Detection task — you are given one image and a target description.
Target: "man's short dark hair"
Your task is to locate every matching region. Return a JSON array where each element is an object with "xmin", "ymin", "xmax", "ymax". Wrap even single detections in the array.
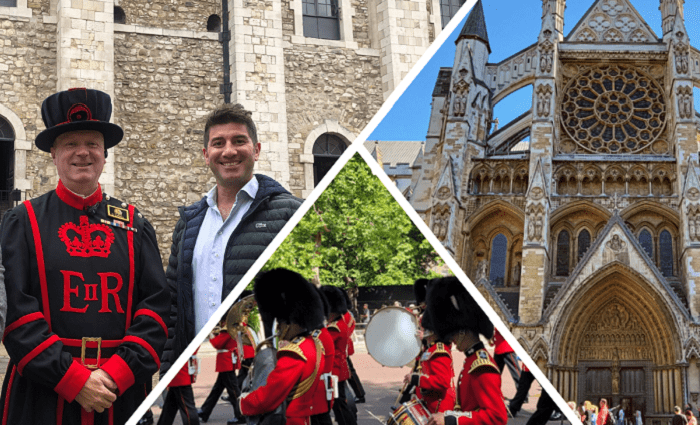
[{"xmin": 203, "ymin": 103, "xmax": 257, "ymax": 148}]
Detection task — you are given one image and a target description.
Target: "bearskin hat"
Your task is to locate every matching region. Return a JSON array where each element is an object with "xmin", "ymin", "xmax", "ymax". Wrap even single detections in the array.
[
  {"xmin": 319, "ymin": 285, "xmax": 348, "ymax": 315},
  {"xmin": 315, "ymin": 286, "xmax": 331, "ymax": 320},
  {"xmin": 253, "ymin": 268, "xmax": 325, "ymax": 333},
  {"xmin": 424, "ymin": 276, "xmax": 493, "ymax": 340},
  {"xmin": 414, "ymin": 278, "xmax": 429, "ymax": 306}
]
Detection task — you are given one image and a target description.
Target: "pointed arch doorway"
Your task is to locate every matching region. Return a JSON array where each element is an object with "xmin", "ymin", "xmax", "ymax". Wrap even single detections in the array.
[
  {"xmin": 0, "ymin": 115, "xmax": 16, "ymax": 217},
  {"xmin": 551, "ymin": 265, "xmax": 683, "ymax": 422}
]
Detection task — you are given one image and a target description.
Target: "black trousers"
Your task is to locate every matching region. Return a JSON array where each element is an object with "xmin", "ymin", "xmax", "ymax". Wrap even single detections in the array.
[
  {"xmin": 332, "ymin": 381, "xmax": 356, "ymax": 425},
  {"xmin": 237, "ymin": 358, "xmax": 254, "ymax": 390},
  {"xmin": 525, "ymin": 391, "xmax": 557, "ymax": 425},
  {"xmin": 346, "ymin": 357, "xmax": 365, "ymax": 399},
  {"xmin": 200, "ymin": 371, "xmax": 241, "ymax": 421},
  {"xmin": 494, "ymin": 352, "xmax": 521, "ymax": 388},
  {"xmin": 157, "ymin": 386, "xmax": 200, "ymax": 425},
  {"xmin": 508, "ymin": 370, "xmax": 536, "ymax": 414},
  {"xmin": 312, "ymin": 412, "xmax": 333, "ymax": 425}
]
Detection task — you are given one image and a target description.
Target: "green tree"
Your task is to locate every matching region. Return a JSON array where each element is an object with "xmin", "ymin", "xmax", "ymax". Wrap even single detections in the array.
[{"xmin": 263, "ymin": 154, "xmax": 443, "ymax": 290}]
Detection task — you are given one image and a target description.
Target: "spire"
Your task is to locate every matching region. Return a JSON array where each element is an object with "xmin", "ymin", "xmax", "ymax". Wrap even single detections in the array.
[{"xmin": 457, "ymin": 0, "xmax": 491, "ymax": 53}]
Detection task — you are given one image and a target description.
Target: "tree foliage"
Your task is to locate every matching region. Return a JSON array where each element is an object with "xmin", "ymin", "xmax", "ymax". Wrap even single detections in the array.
[{"xmin": 263, "ymin": 154, "xmax": 443, "ymax": 288}]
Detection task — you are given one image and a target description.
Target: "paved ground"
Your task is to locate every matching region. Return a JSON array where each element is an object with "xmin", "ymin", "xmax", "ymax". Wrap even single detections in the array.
[{"xmin": 148, "ymin": 342, "xmax": 572, "ymax": 425}]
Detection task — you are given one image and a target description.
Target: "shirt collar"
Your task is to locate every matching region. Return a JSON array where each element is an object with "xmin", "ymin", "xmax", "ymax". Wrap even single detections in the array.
[
  {"xmin": 205, "ymin": 175, "xmax": 259, "ymax": 208},
  {"xmin": 56, "ymin": 180, "xmax": 103, "ymax": 210}
]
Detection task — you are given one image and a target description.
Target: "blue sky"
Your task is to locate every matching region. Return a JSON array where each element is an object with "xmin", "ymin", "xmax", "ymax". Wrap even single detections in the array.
[{"xmin": 370, "ymin": 0, "xmax": 700, "ymax": 141}]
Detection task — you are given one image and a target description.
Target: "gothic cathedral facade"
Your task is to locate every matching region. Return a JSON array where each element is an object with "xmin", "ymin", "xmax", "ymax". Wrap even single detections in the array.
[{"xmin": 410, "ymin": 0, "xmax": 700, "ymax": 420}]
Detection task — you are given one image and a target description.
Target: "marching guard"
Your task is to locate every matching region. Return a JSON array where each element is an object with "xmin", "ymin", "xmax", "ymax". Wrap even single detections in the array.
[
  {"xmin": 198, "ymin": 325, "xmax": 243, "ymax": 423},
  {"xmin": 158, "ymin": 354, "xmax": 200, "ymax": 425},
  {"xmin": 0, "ymin": 88, "xmax": 170, "ymax": 424},
  {"xmin": 424, "ymin": 277, "xmax": 507, "ymax": 425},
  {"xmin": 310, "ymin": 287, "xmax": 336, "ymax": 425},
  {"xmin": 239, "ymin": 269, "xmax": 325, "ymax": 425},
  {"xmin": 404, "ymin": 284, "xmax": 456, "ymax": 414}
]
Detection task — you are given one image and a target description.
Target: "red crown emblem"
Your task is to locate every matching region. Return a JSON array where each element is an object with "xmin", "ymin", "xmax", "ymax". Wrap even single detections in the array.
[{"xmin": 58, "ymin": 216, "xmax": 114, "ymax": 258}]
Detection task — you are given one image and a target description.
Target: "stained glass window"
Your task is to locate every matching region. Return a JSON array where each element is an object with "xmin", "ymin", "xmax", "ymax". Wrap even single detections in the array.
[
  {"xmin": 659, "ymin": 230, "xmax": 673, "ymax": 277},
  {"xmin": 556, "ymin": 230, "xmax": 570, "ymax": 276},
  {"xmin": 639, "ymin": 229, "xmax": 653, "ymax": 259},
  {"xmin": 577, "ymin": 229, "xmax": 590, "ymax": 262},
  {"xmin": 489, "ymin": 234, "xmax": 507, "ymax": 286}
]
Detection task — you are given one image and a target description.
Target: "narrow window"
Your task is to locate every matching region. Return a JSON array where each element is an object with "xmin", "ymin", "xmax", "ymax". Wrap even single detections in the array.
[
  {"xmin": 556, "ymin": 230, "xmax": 570, "ymax": 276},
  {"xmin": 659, "ymin": 230, "xmax": 674, "ymax": 277},
  {"xmin": 489, "ymin": 234, "xmax": 507, "ymax": 286},
  {"xmin": 638, "ymin": 229, "xmax": 653, "ymax": 259},
  {"xmin": 313, "ymin": 133, "xmax": 346, "ymax": 186},
  {"xmin": 303, "ymin": 0, "xmax": 340, "ymax": 40},
  {"xmin": 114, "ymin": 6, "xmax": 126, "ymax": 24},
  {"xmin": 577, "ymin": 229, "xmax": 590, "ymax": 262}
]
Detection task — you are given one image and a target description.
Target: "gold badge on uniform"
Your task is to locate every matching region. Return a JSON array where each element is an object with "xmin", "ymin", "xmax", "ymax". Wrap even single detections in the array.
[{"xmin": 107, "ymin": 205, "xmax": 130, "ymax": 222}]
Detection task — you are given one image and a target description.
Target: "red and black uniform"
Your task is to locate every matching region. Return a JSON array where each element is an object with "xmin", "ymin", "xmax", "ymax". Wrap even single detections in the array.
[
  {"xmin": 236, "ymin": 325, "xmax": 256, "ymax": 391},
  {"xmin": 199, "ymin": 332, "xmax": 242, "ymax": 421},
  {"xmin": 492, "ymin": 329, "xmax": 521, "ymax": 388},
  {"xmin": 158, "ymin": 356, "xmax": 199, "ymax": 425},
  {"xmin": 408, "ymin": 342, "xmax": 456, "ymax": 413},
  {"xmin": 311, "ymin": 328, "xmax": 335, "ymax": 425},
  {"xmin": 0, "ymin": 182, "xmax": 169, "ymax": 425},
  {"xmin": 240, "ymin": 335, "xmax": 322, "ymax": 425},
  {"xmin": 444, "ymin": 342, "xmax": 507, "ymax": 425},
  {"xmin": 342, "ymin": 313, "xmax": 365, "ymax": 402},
  {"xmin": 327, "ymin": 319, "xmax": 354, "ymax": 425}
]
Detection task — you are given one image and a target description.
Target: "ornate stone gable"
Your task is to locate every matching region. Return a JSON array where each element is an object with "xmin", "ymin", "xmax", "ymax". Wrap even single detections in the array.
[
  {"xmin": 543, "ymin": 214, "xmax": 690, "ymax": 324},
  {"xmin": 524, "ymin": 159, "xmax": 549, "ymax": 245},
  {"xmin": 566, "ymin": 0, "xmax": 657, "ymax": 44},
  {"xmin": 433, "ymin": 157, "xmax": 457, "ymax": 203},
  {"xmin": 682, "ymin": 160, "xmax": 700, "ymax": 243}
]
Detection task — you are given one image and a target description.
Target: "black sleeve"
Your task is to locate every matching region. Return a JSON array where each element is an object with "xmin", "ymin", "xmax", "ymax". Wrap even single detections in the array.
[{"xmin": 159, "ymin": 217, "xmax": 185, "ymax": 375}]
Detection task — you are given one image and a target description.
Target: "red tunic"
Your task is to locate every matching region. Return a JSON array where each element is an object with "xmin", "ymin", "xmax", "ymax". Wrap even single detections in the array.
[
  {"xmin": 327, "ymin": 319, "xmax": 350, "ymax": 381},
  {"xmin": 169, "ymin": 354, "xmax": 198, "ymax": 387},
  {"xmin": 409, "ymin": 342, "xmax": 456, "ymax": 413},
  {"xmin": 492, "ymin": 329, "xmax": 513, "ymax": 355},
  {"xmin": 342, "ymin": 312, "xmax": 355, "ymax": 356},
  {"xmin": 240, "ymin": 335, "xmax": 323, "ymax": 425},
  {"xmin": 444, "ymin": 344, "xmax": 507, "ymax": 425},
  {"xmin": 210, "ymin": 333, "xmax": 239, "ymax": 372},
  {"xmin": 311, "ymin": 328, "xmax": 335, "ymax": 415},
  {"xmin": 0, "ymin": 182, "xmax": 169, "ymax": 425}
]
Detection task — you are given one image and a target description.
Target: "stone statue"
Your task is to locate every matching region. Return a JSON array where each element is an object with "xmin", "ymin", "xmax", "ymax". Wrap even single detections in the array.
[
  {"xmin": 511, "ymin": 261, "xmax": 521, "ymax": 286},
  {"xmin": 476, "ymin": 259, "xmax": 488, "ymax": 282},
  {"xmin": 604, "ymin": 234, "xmax": 629, "ymax": 265}
]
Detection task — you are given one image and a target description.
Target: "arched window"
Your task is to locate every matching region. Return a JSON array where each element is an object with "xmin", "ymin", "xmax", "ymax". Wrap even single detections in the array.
[
  {"xmin": 577, "ymin": 229, "xmax": 590, "ymax": 262},
  {"xmin": 114, "ymin": 6, "xmax": 126, "ymax": 24},
  {"xmin": 638, "ymin": 229, "xmax": 653, "ymax": 259},
  {"xmin": 0, "ymin": 115, "xmax": 16, "ymax": 216},
  {"xmin": 313, "ymin": 133, "xmax": 346, "ymax": 186},
  {"xmin": 556, "ymin": 230, "xmax": 570, "ymax": 276},
  {"xmin": 207, "ymin": 14, "xmax": 221, "ymax": 32},
  {"xmin": 440, "ymin": 0, "xmax": 466, "ymax": 28},
  {"xmin": 303, "ymin": 0, "xmax": 340, "ymax": 40},
  {"xmin": 659, "ymin": 230, "xmax": 674, "ymax": 277},
  {"xmin": 489, "ymin": 234, "xmax": 507, "ymax": 286}
]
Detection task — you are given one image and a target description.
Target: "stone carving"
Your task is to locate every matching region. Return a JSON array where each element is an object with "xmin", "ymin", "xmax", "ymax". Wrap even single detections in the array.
[
  {"xmin": 539, "ymin": 42, "xmax": 553, "ymax": 74},
  {"xmin": 579, "ymin": 302, "xmax": 652, "ymax": 361},
  {"xmin": 476, "ymin": 259, "xmax": 488, "ymax": 282},
  {"xmin": 568, "ymin": 0, "xmax": 654, "ymax": 43},
  {"xmin": 453, "ymin": 91, "xmax": 468, "ymax": 117},
  {"xmin": 510, "ymin": 259, "xmax": 521, "ymax": 287},
  {"xmin": 674, "ymin": 42, "xmax": 690, "ymax": 74},
  {"xmin": 689, "ymin": 206, "xmax": 700, "ymax": 242},
  {"xmin": 603, "ymin": 234, "xmax": 629, "ymax": 265},
  {"xmin": 536, "ymin": 84, "xmax": 552, "ymax": 117},
  {"xmin": 437, "ymin": 186, "xmax": 451, "ymax": 200},
  {"xmin": 611, "ymin": 348, "xmax": 620, "ymax": 394},
  {"xmin": 432, "ymin": 210, "xmax": 449, "ymax": 241},
  {"xmin": 677, "ymin": 86, "xmax": 694, "ymax": 119}
]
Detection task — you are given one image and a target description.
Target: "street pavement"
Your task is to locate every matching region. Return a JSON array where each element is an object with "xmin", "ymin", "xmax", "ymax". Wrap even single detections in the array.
[{"xmin": 149, "ymin": 342, "xmax": 573, "ymax": 425}]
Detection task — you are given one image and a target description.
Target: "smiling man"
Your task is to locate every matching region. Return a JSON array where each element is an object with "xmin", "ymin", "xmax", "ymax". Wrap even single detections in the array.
[
  {"xmin": 161, "ymin": 104, "xmax": 302, "ymax": 424},
  {"xmin": 0, "ymin": 88, "xmax": 170, "ymax": 424}
]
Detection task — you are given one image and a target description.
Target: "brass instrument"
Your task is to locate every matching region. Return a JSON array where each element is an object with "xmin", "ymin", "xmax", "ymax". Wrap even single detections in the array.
[{"xmin": 225, "ymin": 294, "xmax": 259, "ymax": 345}]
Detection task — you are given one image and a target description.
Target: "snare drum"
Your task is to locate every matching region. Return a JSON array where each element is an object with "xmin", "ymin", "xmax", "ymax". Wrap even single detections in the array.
[{"xmin": 387, "ymin": 399, "xmax": 431, "ymax": 425}]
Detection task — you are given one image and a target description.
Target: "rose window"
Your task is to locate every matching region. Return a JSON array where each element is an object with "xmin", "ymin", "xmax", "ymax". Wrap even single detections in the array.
[{"xmin": 560, "ymin": 65, "xmax": 666, "ymax": 154}]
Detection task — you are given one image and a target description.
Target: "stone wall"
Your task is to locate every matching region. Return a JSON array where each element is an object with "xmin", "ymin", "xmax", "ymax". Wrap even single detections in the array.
[
  {"xmin": 0, "ymin": 16, "xmax": 58, "ymax": 197},
  {"xmin": 284, "ymin": 44, "xmax": 382, "ymax": 196},
  {"xmin": 113, "ymin": 31, "xmax": 223, "ymax": 260},
  {"xmin": 117, "ymin": 0, "xmax": 220, "ymax": 32}
]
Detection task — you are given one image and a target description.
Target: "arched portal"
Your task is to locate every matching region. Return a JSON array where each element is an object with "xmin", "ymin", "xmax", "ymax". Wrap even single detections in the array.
[
  {"xmin": 550, "ymin": 264, "xmax": 682, "ymax": 421},
  {"xmin": 0, "ymin": 115, "xmax": 16, "ymax": 217}
]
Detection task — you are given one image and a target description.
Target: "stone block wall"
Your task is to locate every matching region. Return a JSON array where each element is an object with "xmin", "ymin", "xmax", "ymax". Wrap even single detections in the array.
[
  {"xmin": 117, "ymin": 0, "xmax": 220, "ymax": 31},
  {"xmin": 0, "ymin": 15, "xmax": 58, "ymax": 197},
  {"xmin": 113, "ymin": 31, "xmax": 223, "ymax": 260}
]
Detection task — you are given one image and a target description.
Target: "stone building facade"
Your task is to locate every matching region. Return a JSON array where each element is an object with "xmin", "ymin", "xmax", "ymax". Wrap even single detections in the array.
[
  {"xmin": 409, "ymin": 0, "xmax": 700, "ymax": 421},
  {"xmin": 0, "ymin": 0, "xmax": 466, "ymax": 260}
]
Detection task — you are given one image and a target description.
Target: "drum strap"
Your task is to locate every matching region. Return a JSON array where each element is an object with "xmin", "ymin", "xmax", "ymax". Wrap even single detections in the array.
[{"xmin": 288, "ymin": 336, "xmax": 323, "ymax": 401}]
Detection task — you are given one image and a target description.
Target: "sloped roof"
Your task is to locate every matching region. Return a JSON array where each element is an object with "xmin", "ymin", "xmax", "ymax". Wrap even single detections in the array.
[{"xmin": 364, "ymin": 141, "xmax": 424, "ymax": 168}]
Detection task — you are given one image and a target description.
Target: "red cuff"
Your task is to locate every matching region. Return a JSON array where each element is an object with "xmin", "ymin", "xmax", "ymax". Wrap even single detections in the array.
[
  {"xmin": 101, "ymin": 355, "xmax": 135, "ymax": 394},
  {"xmin": 54, "ymin": 360, "xmax": 91, "ymax": 402}
]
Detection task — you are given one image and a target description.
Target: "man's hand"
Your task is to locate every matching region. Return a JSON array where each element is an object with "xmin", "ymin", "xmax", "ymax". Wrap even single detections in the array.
[
  {"xmin": 428, "ymin": 412, "xmax": 445, "ymax": 425},
  {"xmin": 403, "ymin": 373, "xmax": 411, "ymax": 385},
  {"xmin": 75, "ymin": 369, "xmax": 118, "ymax": 413}
]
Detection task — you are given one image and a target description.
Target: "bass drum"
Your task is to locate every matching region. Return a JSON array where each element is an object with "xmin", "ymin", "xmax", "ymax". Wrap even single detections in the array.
[
  {"xmin": 364, "ymin": 306, "xmax": 421, "ymax": 368},
  {"xmin": 241, "ymin": 340, "xmax": 285, "ymax": 425}
]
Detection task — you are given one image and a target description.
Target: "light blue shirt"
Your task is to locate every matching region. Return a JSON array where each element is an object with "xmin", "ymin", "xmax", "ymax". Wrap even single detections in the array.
[{"xmin": 192, "ymin": 177, "xmax": 258, "ymax": 334}]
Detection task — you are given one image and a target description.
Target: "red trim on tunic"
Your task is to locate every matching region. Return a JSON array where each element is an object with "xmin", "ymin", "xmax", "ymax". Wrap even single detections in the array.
[
  {"xmin": 125, "ymin": 205, "xmax": 135, "ymax": 330},
  {"xmin": 23, "ymin": 201, "xmax": 52, "ymax": 331},
  {"xmin": 109, "ymin": 406, "xmax": 113, "ymax": 425},
  {"xmin": 55, "ymin": 180, "xmax": 102, "ymax": 211},
  {"xmin": 2, "ymin": 365, "xmax": 16, "ymax": 425},
  {"xmin": 18, "ymin": 334, "xmax": 60, "ymax": 375},
  {"xmin": 123, "ymin": 336, "xmax": 160, "ymax": 368},
  {"xmin": 101, "ymin": 355, "xmax": 135, "ymax": 394},
  {"xmin": 82, "ymin": 408, "xmax": 94, "ymax": 425},
  {"xmin": 54, "ymin": 360, "xmax": 91, "ymax": 402},
  {"xmin": 56, "ymin": 396, "xmax": 64, "ymax": 425},
  {"xmin": 3, "ymin": 312, "xmax": 44, "ymax": 339},
  {"xmin": 134, "ymin": 309, "xmax": 167, "ymax": 337}
]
